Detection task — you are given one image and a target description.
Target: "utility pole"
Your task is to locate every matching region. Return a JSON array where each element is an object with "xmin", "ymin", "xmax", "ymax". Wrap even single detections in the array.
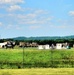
[
  {"xmin": 51, "ymin": 44, "xmax": 54, "ymax": 68},
  {"xmin": 23, "ymin": 46, "xmax": 24, "ymax": 68}
]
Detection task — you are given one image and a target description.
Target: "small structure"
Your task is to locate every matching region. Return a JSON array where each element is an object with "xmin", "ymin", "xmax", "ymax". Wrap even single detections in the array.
[
  {"xmin": 56, "ymin": 43, "xmax": 70, "ymax": 49},
  {"xmin": 44, "ymin": 45, "xmax": 50, "ymax": 49},
  {"xmin": 0, "ymin": 42, "xmax": 7, "ymax": 48},
  {"xmin": 19, "ymin": 42, "xmax": 38, "ymax": 47},
  {"xmin": 56, "ymin": 43, "xmax": 63, "ymax": 49},
  {"xmin": 38, "ymin": 45, "xmax": 44, "ymax": 49},
  {"xmin": 38, "ymin": 44, "xmax": 50, "ymax": 50},
  {"xmin": 31, "ymin": 42, "xmax": 38, "ymax": 47},
  {"xmin": 5, "ymin": 41, "xmax": 15, "ymax": 49},
  {"xmin": 19, "ymin": 42, "xmax": 26, "ymax": 47},
  {"xmin": 0, "ymin": 43, "xmax": 5, "ymax": 48}
]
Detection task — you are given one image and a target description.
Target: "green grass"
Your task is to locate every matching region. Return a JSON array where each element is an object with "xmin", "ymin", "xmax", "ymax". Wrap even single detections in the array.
[
  {"xmin": 0, "ymin": 68, "xmax": 74, "ymax": 75},
  {"xmin": 0, "ymin": 47, "xmax": 74, "ymax": 68}
]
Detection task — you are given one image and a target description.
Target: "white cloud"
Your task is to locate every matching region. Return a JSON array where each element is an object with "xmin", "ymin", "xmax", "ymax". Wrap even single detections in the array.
[
  {"xmin": 26, "ymin": 13, "xmax": 37, "ymax": 18},
  {"xmin": 0, "ymin": 0, "xmax": 25, "ymax": 12},
  {"xmin": 7, "ymin": 5, "xmax": 22, "ymax": 11},
  {"xmin": 17, "ymin": 13, "xmax": 37, "ymax": 20},
  {"xmin": 6, "ymin": 24, "xmax": 13, "ymax": 29},
  {"xmin": 0, "ymin": 8, "xmax": 52, "ymax": 25},
  {"xmin": 49, "ymin": 24, "xmax": 68, "ymax": 29},
  {"xmin": 0, "ymin": 0, "xmax": 24, "ymax": 5},
  {"xmin": 69, "ymin": 11, "xmax": 74, "ymax": 16},
  {"xmin": 6, "ymin": 24, "xmax": 22, "ymax": 30},
  {"xmin": 34, "ymin": 9, "xmax": 48, "ymax": 14},
  {"xmin": 16, "ymin": 10, "xmax": 52, "ymax": 25},
  {"xmin": 0, "ymin": 22, "xmax": 3, "ymax": 26},
  {"xmin": 15, "ymin": 25, "xmax": 22, "ymax": 30},
  {"xmin": 18, "ymin": 16, "xmax": 52, "ymax": 25},
  {"xmin": 29, "ymin": 25, "xmax": 41, "ymax": 29},
  {"xmin": 24, "ymin": 20, "xmax": 38, "ymax": 24}
]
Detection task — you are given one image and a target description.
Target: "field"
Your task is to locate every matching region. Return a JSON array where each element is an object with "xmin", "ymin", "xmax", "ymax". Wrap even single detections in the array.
[
  {"xmin": 0, "ymin": 47, "xmax": 74, "ymax": 68},
  {"xmin": 0, "ymin": 48, "xmax": 74, "ymax": 75},
  {"xmin": 0, "ymin": 68, "xmax": 74, "ymax": 75}
]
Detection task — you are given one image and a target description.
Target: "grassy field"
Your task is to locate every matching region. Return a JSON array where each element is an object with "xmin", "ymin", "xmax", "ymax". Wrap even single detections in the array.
[
  {"xmin": 0, "ymin": 68, "xmax": 74, "ymax": 75},
  {"xmin": 0, "ymin": 48, "xmax": 74, "ymax": 75},
  {"xmin": 0, "ymin": 47, "xmax": 74, "ymax": 68}
]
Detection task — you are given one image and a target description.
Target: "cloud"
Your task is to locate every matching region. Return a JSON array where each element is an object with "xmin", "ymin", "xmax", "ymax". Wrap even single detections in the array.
[
  {"xmin": 7, "ymin": 5, "xmax": 22, "ymax": 11},
  {"xmin": 0, "ymin": 0, "xmax": 25, "ymax": 13},
  {"xmin": 6, "ymin": 24, "xmax": 13, "ymax": 29},
  {"xmin": 69, "ymin": 11, "xmax": 74, "ymax": 16},
  {"xmin": 17, "ymin": 9, "xmax": 48, "ymax": 19},
  {"xmin": 34, "ymin": 9, "xmax": 48, "ymax": 14},
  {"xmin": 49, "ymin": 24, "xmax": 70, "ymax": 29},
  {"xmin": 0, "ymin": 8, "xmax": 53, "ymax": 27},
  {"xmin": 22, "ymin": 13, "xmax": 37, "ymax": 19},
  {"xmin": 15, "ymin": 25, "xmax": 22, "ymax": 30},
  {"xmin": 18, "ymin": 15, "xmax": 52, "ymax": 25},
  {"xmin": 0, "ymin": 22, "xmax": 3, "ymax": 26},
  {"xmin": 6, "ymin": 24, "xmax": 22, "ymax": 30},
  {"xmin": 29, "ymin": 25, "xmax": 41, "ymax": 29},
  {"xmin": 23, "ymin": 20, "xmax": 38, "ymax": 24},
  {"xmin": 0, "ymin": 0, "xmax": 24, "ymax": 5},
  {"xmin": 16, "ymin": 10, "xmax": 52, "ymax": 25}
]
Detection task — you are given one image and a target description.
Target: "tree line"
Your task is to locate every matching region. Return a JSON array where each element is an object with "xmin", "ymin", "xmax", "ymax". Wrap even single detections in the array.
[{"xmin": 0, "ymin": 38, "xmax": 74, "ymax": 47}]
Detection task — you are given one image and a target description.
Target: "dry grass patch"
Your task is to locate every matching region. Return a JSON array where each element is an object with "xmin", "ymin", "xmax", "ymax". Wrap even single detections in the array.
[{"xmin": 0, "ymin": 68, "xmax": 74, "ymax": 75}]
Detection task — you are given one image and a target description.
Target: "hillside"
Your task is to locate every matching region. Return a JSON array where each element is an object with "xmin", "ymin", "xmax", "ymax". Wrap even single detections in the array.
[{"xmin": 12, "ymin": 35, "xmax": 74, "ymax": 40}]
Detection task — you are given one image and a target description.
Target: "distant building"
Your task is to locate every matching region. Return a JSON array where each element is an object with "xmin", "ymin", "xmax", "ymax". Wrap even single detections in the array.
[
  {"xmin": 56, "ymin": 43, "xmax": 63, "ymax": 49},
  {"xmin": 38, "ymin": 44, "xmax": 50, "ymax": 50},
  {"xmin": 56, "ymin": 43, "xmax": 70, "ymax": 49},
  {"xmin": 0, "ymin": 42, "xmax": 7, "ymax": 48},
  {"xmin": 44, "ymin": 45, "xmax": 50, "ymax": 49},
  {"xmin": 38, "ymin": 45, "xmax": 44, "ymax": 49}
]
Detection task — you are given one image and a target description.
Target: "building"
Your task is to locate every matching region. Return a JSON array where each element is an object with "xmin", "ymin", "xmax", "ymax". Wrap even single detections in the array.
[
  {"xmin": 0, "ymin": 42, "xmax": 7, "ymax": 48},
  {"xmin": 38, "ymin": 44, "xmax": 50, "ymax": 50},
  {"xmin": 56, "ymin": 43, "xmax": 70, "ymax": 49}
]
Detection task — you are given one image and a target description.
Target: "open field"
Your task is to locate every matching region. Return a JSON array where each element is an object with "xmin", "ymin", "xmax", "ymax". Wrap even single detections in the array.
[
  {"xmin": 0, "ymin": 47, "xmax": 74, "ymax": 68},
  {"xmin": 0, "ymin": 68, "xmax": 74, "ymax": 75}
]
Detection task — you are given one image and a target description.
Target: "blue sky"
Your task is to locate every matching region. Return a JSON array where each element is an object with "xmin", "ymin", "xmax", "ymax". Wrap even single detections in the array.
[{"xmin": 0, "ymin": 0, "xmax": 74, "ymax": 38}]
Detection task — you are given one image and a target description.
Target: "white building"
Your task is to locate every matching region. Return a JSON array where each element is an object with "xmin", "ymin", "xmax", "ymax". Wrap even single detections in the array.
[
  {"xmin": 38, "ymin": 45, "xmax": 50, "ymax": 50},
  {"xmin": 44, "ymin": 45, "xmax": 50, "ymax": 49},
  {"xmin": 56, "ymin": 43, "xmax": 63, "ymax": 49},
  {"xmin": 56, "ymin": 43, "xmax": 68, "ymax": 49},
  {"xmin": 0, "ymin": 42, "xmax": 7, "ymax": 48},
  {"xmin": 38, "ymin": 45, "xmax": 44, "ymax": 49}
]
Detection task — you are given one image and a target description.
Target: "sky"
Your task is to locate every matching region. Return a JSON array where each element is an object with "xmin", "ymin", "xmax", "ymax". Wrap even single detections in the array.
[{"xmin": 0, "ymin": 0, "xmax": 74, "ymax": 38}]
